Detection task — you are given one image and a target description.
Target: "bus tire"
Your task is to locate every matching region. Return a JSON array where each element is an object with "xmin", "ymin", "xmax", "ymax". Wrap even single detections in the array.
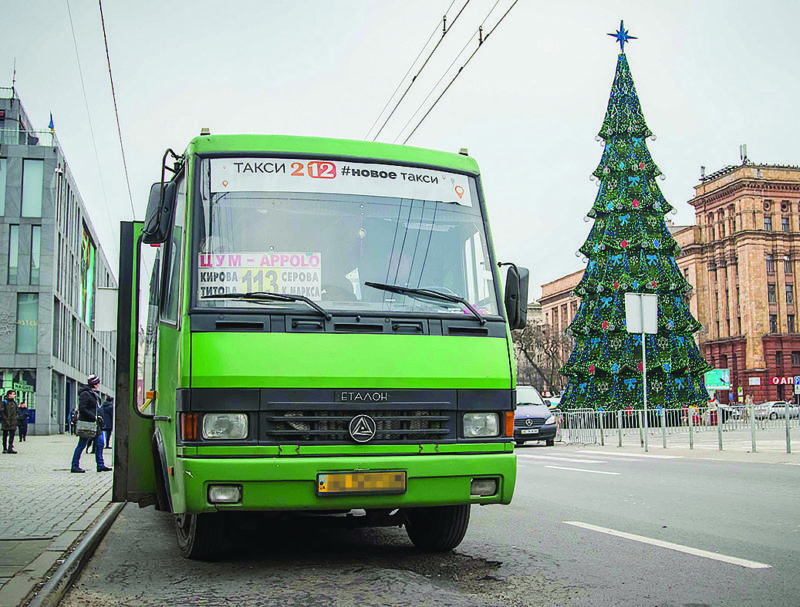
[
  {"xmin": 545, "ymin": 438, "xmax": 555, "ymax": 446},
  {"xmin": 405, "ymin": 505, "xmax": 470, "ymax": 551},
  {"xmin": 175, "ymin": 513, "xmax": 225, "ymax": 560}
]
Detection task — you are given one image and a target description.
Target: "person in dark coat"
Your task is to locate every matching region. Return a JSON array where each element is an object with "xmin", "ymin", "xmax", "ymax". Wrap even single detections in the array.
[
  {"xmin": 100, "ymin": 397, "xmax": 114, "ymax": 450},
  {"xmin": 1, "ymin": 390, "xmax": 19, "ymax": 454},
  {"xmin": 16, "ymin": 400, "xmax": 29, "ymax": 442},
  {"xmin": 70, "ymin": 375, "xmax": 112, "ymax": 473}
]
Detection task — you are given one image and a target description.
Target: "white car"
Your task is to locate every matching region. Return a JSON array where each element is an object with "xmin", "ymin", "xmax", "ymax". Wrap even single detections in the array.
[{"xmin": 754, "ymin": 401, "xmax": 800, "ymax": 420}]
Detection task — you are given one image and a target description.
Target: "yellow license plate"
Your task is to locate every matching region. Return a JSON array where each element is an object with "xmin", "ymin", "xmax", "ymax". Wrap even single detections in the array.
[{"xmin": 317, "ymin": 471, "xmax": 407, "ymax": 495}]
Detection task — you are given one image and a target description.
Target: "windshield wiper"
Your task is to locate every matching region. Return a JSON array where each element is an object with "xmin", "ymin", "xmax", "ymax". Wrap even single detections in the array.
[
  {"xmin": 202, "ymin": 291, "xmax": 332, "ymax": 321},
  {"xmin": 364, "ymin": 281, "xmax": 485, "ymax": 325}
]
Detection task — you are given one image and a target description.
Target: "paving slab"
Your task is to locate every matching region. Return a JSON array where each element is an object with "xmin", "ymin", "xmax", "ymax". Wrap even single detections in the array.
[{"xmin": 0, "ymin": 435, "xmax": 113, "ymax": 607}]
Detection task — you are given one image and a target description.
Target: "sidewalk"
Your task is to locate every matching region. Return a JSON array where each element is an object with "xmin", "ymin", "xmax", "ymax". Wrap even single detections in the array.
[{"xmin": 0, "ymin": 434, "xmax": 113, "ymax": 607}]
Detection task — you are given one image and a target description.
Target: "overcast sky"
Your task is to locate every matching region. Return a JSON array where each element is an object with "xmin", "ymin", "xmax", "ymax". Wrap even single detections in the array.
[{"xmin": 4, "ymin": 1, "xmax": 800, "ymax": 297}]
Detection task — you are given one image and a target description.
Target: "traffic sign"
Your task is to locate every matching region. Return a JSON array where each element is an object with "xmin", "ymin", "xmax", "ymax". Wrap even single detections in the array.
[
  {"xmin": 624, "ymin": 293, "xmax": 658, "ymax": 334},
  {"xmin": 794, "ymin": 376, "xmax": 800, "ymax": 395}
]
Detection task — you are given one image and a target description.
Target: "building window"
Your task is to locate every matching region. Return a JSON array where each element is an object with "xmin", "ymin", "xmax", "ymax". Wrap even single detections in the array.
[
  {"xmin": 768, "ymin": 283, "xmax": 776, "ymax": 303},
  {"xmin": 786, "ymin": 257, "xmax": 793, "ymax": 275},
  {"xmin": 793, "ymin": 351, "xmax": 800, "ymax": 366},
  {"xmin": 0, "ymin": 157, "xmax": 6, "ymax": 215},
  {"xmin": 8, "ymin": 224, "xmax": 21, "ymax": 284},
  {"xmin": 789, "ymin": 315, "xmax": 796, "ymax": 333},
  {"xmin": 21, "ymin": 159, "xmax": 44, "ymax": 218},
  {"xmin": 16, "ymin": 293, "xmax": 39, "ymax": 354},
  {"xmin": 783, "ymin": 216, "xmax": 791, "ymax": 232},
  {"xmin": 30, "ymin": 225, "xmax": 41, "ymax": 285},
  {"xmin": 787, "ymin": 284, "xmax": 794, "ymax": 305},
  {"xmin": 767, "ymin": 254, "xmax": 775, "ymax": 274},
  {"xmin": 770, "ymin": 314, "xmax": 778, "ymax": 333},
  {"xmin": 777, "ymin": 352, "xmax": 783, "ymax": 367},
  {"xmin": 737, "ymin": 316, "xmax": 742, "ymax": 334},
  {"xmin": 764, "ymin": 215, "xmax": 773, "ymax": 231}
]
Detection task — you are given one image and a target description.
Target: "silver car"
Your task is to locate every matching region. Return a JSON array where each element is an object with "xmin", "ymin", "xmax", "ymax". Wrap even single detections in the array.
[{"xmin": 754, "ymin": 401, "xmax": 800, "ymax": 420}]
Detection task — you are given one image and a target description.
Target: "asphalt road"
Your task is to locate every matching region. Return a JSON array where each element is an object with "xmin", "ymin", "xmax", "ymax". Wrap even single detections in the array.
[{"xmin": 61, "ymin": 447, "xmax": 800, "ymax": 606}]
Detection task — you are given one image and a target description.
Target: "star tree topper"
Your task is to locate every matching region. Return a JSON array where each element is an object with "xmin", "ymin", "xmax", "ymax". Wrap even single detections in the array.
[{"xmin": 608, "ymin": 20, "xmax": 637, "ymax": 52}]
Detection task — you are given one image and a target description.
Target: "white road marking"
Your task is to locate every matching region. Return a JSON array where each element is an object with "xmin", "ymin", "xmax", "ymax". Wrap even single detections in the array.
[
  {"xmin": 579, "ymin": 450, "xmax": 682, "ymax": 459},
  {"xmin": 544, "ymin": 466, "xmax": 620, "ymax": 475},
  {"xmin": 517, "ymin": 454, "xmax": 606, "ymax": 464},
  {"xmin": 564, "ymin": 521, "xmax": 771, "ymax": 569}
]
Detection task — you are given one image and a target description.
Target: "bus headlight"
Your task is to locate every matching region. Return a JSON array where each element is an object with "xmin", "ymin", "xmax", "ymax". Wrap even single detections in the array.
[
  {"xmin": 202, "ymin": 413, "xmax": 248, "ymax": 440},
  {"xmin": 463, "ymin": 412, "xmax": 499, "ymax": 438}
]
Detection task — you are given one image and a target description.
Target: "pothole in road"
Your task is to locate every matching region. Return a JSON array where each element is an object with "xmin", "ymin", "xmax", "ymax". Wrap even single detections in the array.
[{"xmin": 386, "ymin": 551, "xmax": 504, "ymax": 593}]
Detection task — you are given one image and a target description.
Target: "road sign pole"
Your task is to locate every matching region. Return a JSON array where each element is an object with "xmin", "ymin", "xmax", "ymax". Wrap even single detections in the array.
[{"xmin": 642, "ymin": 329, "xmax": 648, "ymax": 452}]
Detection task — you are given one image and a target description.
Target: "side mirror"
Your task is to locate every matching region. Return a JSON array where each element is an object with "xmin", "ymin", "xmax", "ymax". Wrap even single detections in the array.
[
  {"xmin": 502, "ymin": 264, "xmax": 529, "ymax": 330},
  {"xmin": 142, "ymin": 181, "xmax": 177, "ymax": 244}
]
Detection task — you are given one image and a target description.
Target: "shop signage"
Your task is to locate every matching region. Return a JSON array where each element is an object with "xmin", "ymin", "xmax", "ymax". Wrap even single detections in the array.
[{"xmin": 770, "ymin": 376, "xmax": 795, "ymax": 385}]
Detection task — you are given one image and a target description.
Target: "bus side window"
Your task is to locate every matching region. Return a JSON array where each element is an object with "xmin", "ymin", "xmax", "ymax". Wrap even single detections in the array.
[{"xmin": 161, "ymin": 174, "xmax": 186, "ymax": 325}]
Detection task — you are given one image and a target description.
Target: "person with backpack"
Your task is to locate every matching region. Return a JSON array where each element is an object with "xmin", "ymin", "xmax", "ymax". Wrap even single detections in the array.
[
  {"xmin": 1, "ymin": 390, "xmax": 19, "ymax": 454},
  {"xmin": 70, "ymin": 375, "xmax": 112, "ymax": 473}
]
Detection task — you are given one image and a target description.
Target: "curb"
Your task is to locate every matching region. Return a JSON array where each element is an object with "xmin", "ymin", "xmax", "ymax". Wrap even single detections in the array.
[{"xmin": 26, "ymin": 502, "xmax": 126, "ymax": 607}]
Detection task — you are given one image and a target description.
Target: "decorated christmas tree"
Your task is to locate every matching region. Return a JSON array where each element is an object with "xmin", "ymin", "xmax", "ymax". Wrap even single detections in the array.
[{"xmin": 560, "ymin": 22, "xmax": 710, "ymax": 411}]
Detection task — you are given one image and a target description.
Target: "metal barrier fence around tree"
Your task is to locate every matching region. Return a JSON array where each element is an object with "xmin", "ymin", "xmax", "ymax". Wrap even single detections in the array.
[{"xmin": 554, "ymin": 404, "xmax": 797, "ymax": 453}]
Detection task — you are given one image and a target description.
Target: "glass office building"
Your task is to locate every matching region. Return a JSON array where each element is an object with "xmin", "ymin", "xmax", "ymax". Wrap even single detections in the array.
[{"xmin": 1, "ymin": 88, "xmax": 116, "ymax": 434}]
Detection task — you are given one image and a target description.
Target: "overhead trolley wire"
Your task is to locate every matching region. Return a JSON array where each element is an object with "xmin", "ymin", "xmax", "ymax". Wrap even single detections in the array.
[
  {"xmin": 392, "ymin": 0, "xmax": 503, "ymax": 144},
  {"xmin": 366, "ymin": 0, "xmax": 471, "ymax": 142},
  {"xmin": 399, "ymin": 0, "xmax": 518, "ymax": 145},
  {"xmin": 98, "ymin": 0, "xmax": 136, "ymax": 220},
  {"xmin": 364, "ymin": 1, "xmax": 452, "ymax": 141},
  {"xmin": 65, "ymin": 0, "xmax": 115, "ymax": 238}
]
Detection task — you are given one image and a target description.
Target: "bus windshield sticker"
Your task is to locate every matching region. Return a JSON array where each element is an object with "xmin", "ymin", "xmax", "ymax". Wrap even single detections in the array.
[
  {"xmin": 198, "ymin": 252, "xmax": 322, "ymax": 300},
  {"xmin": 210, "ymin": 159, "xmax": 473, "ymax": 207}
]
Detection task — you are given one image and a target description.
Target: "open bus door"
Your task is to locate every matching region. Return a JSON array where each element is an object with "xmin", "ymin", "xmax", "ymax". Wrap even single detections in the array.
[{"xmin": 113, "ymin": 221, "xmax": 162, "ymax": 507}]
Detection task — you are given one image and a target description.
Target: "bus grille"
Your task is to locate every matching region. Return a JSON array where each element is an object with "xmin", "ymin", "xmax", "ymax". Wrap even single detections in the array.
[{"xmin": 262, "ymin": 410, "xmax": 452, "ymax": 442}]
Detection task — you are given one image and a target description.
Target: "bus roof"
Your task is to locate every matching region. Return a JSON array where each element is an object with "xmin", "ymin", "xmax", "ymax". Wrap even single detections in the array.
[{"xmin": 187, "ymin": 134, "xmax": 480, "ymax": 175}]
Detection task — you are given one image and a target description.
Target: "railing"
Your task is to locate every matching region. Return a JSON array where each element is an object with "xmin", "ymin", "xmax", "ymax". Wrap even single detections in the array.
[
  {"xmin": 0, "ymin": 128, "xmax": 58, "ymax": 147},
  {"xmin": 555, "ymin": 405, "xmax": 797, "ymax": 453}
]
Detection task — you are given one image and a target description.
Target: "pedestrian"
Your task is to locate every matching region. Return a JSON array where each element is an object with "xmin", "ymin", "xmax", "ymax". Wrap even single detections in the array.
[
  {"xmin": 743, "ymin": 393, "xmax": 753, "ymax": 423},
  {"xmin": 101, "ymin": 397, "xmax": 114, "ymax": 450},
  {"xmin": 17, "ymin": 399, "xmax": 29, "ymax": 442},
  {"xmin": 1, "ymin": 390, "xmax": 19, "ymax": 454},
  {"xmin": 70, "ymin": 374, "xmax": 112, "ymax": 473}
]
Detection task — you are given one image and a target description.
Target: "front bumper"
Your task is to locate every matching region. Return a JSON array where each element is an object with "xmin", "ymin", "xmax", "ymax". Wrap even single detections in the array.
[
  {"xmin": 173, "ymin": 451, "xmax": 517, "ymax": 513},
  {"xmin": 514, "ymin": 424, "xmax": 557, "ymax": 441}
]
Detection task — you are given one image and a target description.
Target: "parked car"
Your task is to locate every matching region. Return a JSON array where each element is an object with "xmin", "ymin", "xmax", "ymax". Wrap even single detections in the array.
[
  {"xmin": 515, "ymin": 386, "xmax": 558, "ymax": 447},
  {"xmin": 754, "ymin": 401, "xmax": 800, "ymax": 420}
]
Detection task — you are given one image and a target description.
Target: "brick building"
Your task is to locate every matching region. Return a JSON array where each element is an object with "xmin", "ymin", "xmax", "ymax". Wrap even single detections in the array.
[{"xmin": 690, "ymin": 163, "xmax": 800, "ymax": 402}]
